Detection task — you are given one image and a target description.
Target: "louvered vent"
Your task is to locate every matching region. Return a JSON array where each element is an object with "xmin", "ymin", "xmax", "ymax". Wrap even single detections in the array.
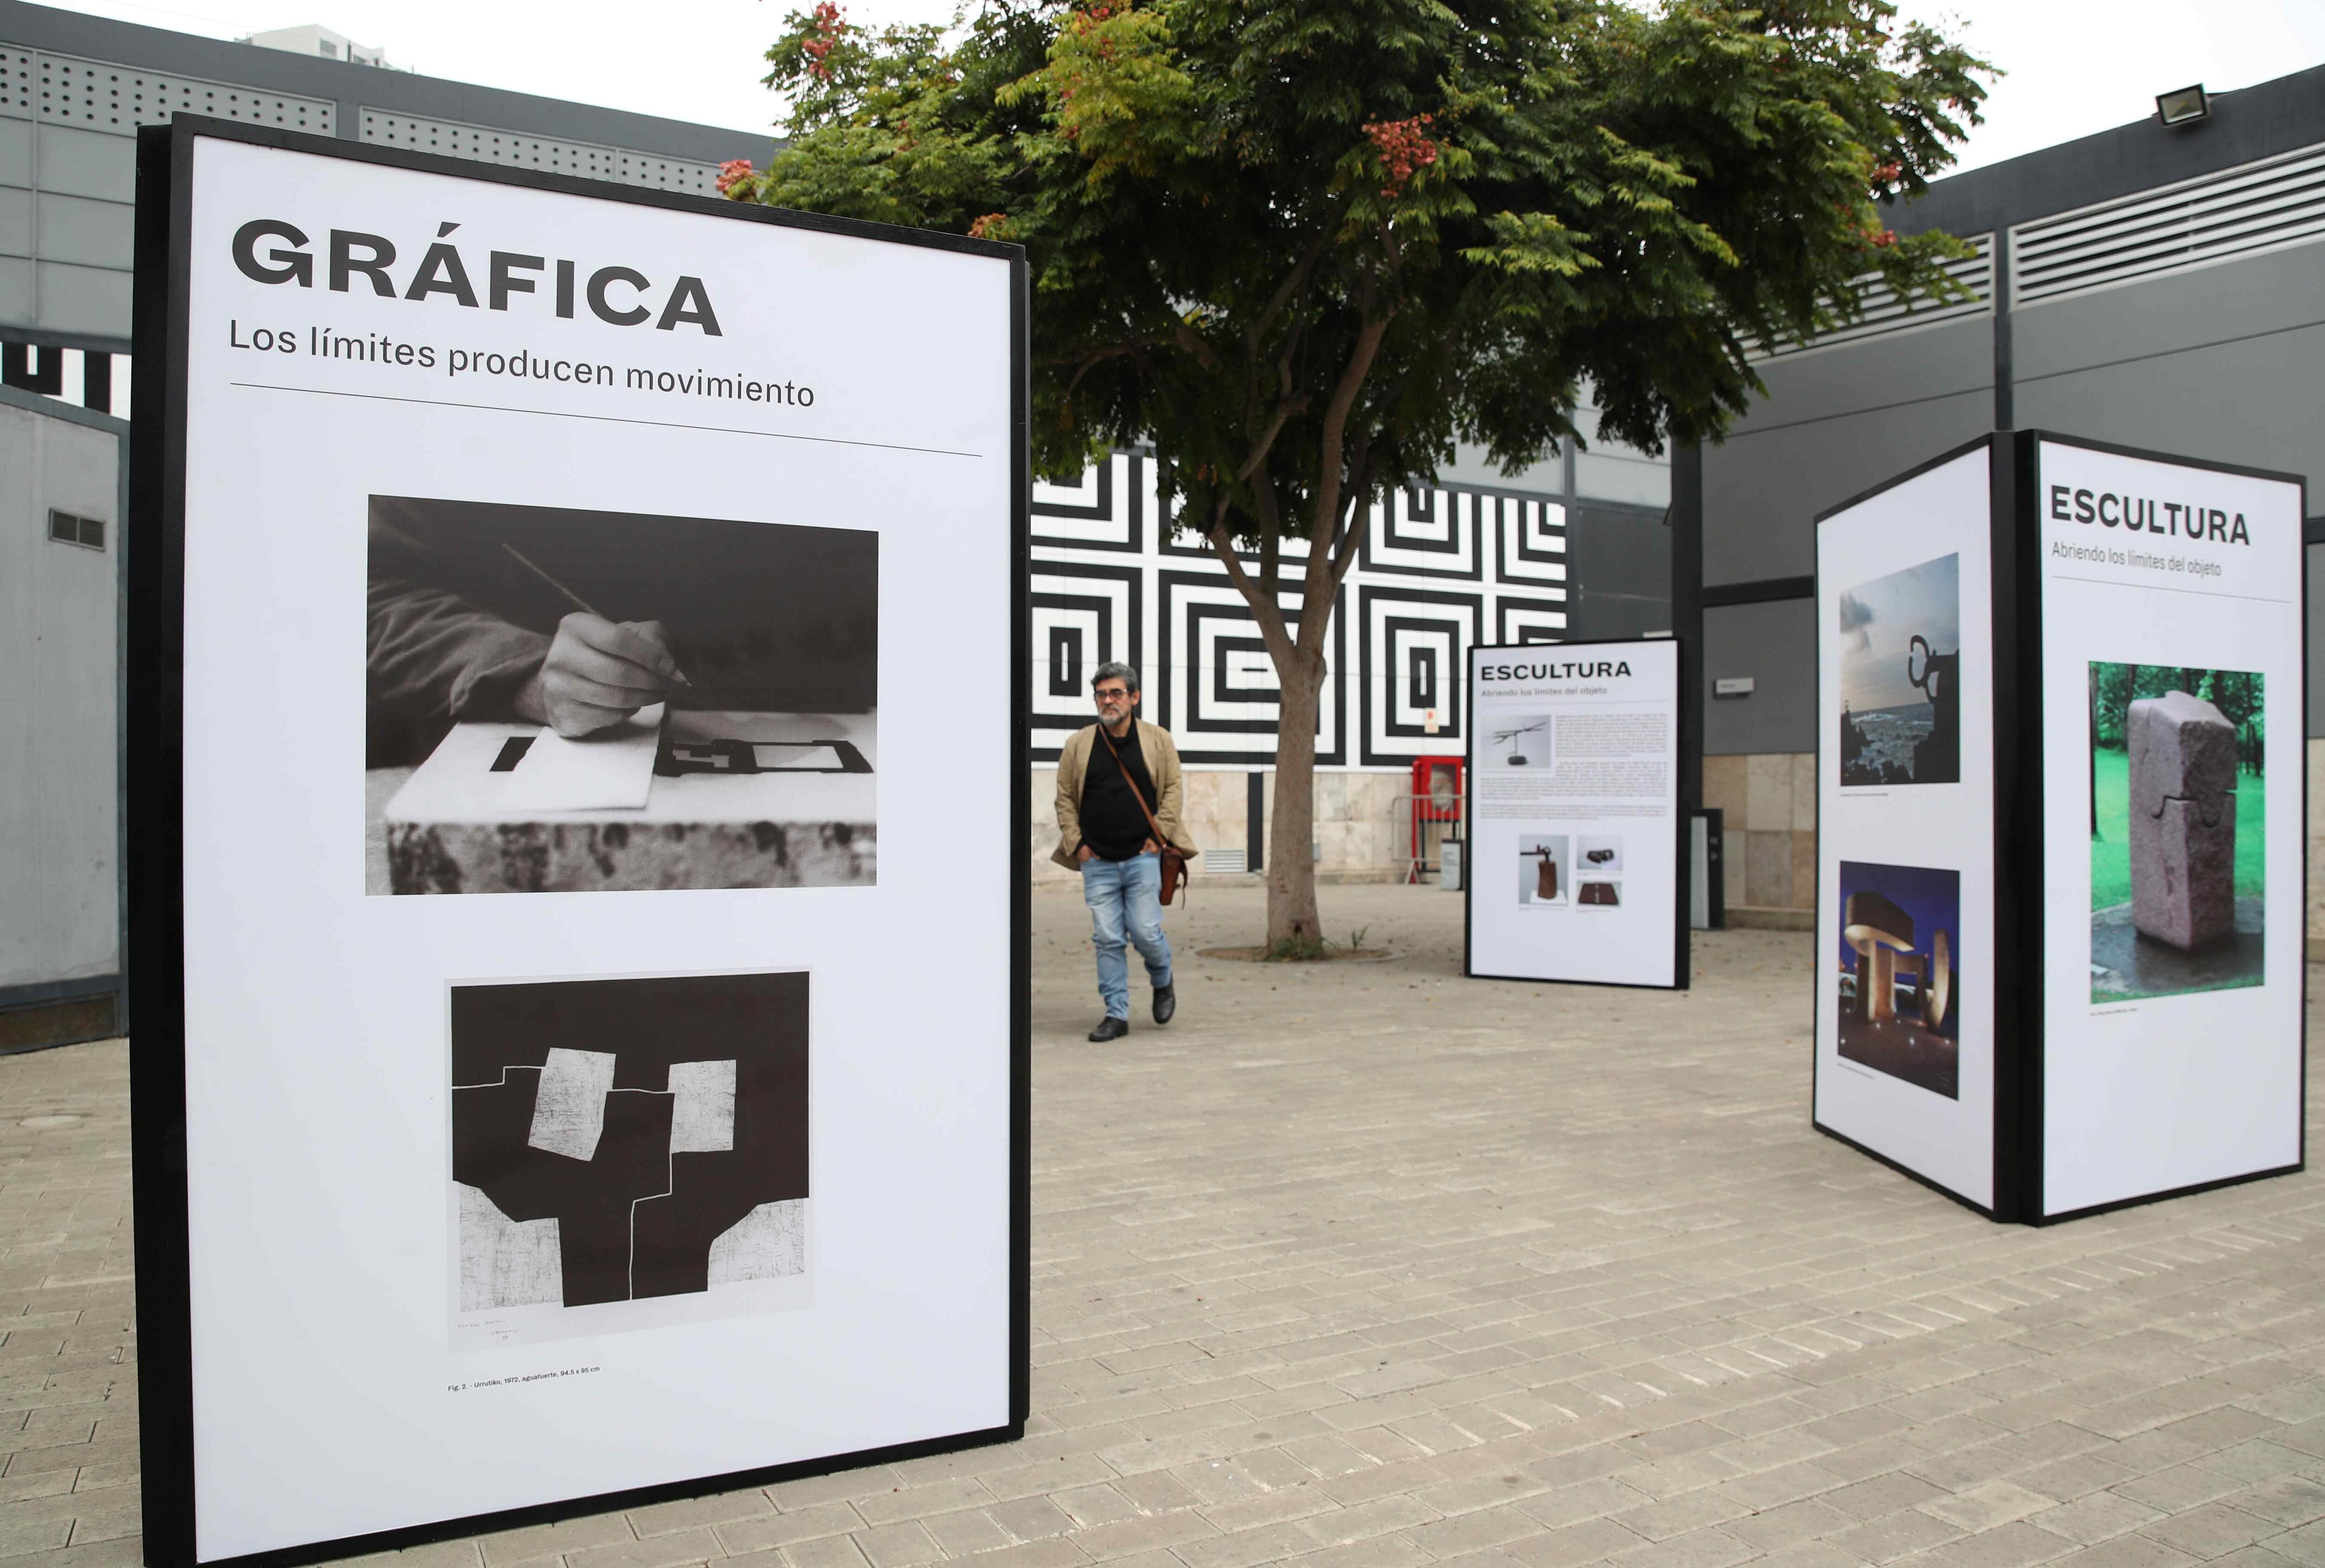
[
  {"xmin": 2011, "ymin": 142, "xmax": 2325, "ymax": 306},
  {"xmin": 1201, "ymin": 849, "xmax": 1248, "ymax": 875},
  {"xmin": 359, "ymin": 111, "xmax": 722, "ymax": 195},
  {"xmin": 36, "ymin": 53, "xmax": 334, "ymax": 135},
  {"xmin": 1748, "ymin": 236, "xmax": 1993, "ymax": 361}
]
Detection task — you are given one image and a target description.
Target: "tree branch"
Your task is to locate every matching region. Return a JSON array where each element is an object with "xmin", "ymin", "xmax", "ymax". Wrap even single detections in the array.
[
  {"xmin": 1174, "ymin": 320, "xmax": 1224, "ymax": 374},
  {"xmin": 1329, "ymin": 435, "xmax": 1378, "ymax": 594},
  {"xmin": 1298, "ymin": 308, "xmax": 1395, "ymax": 652},
  {"xmin": 1205, "ymin": 500, "xmax": 1297, "ymax": 664},
  {"xmin": 1248, "ymin": 226, "xmax": 1333, "ymax": 354}
]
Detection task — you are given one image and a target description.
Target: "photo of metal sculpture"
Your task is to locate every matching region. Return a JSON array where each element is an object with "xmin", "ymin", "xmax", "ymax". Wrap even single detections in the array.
[
  {"xmin": 1492, "ymin": 719, "xmax": 1548, "ymax": 767},
  {"xmin": 1835, "ymin": 861, "xmax": 1960, "ymax": 1098},
  {"xmin": 1516, "ymin": 835, "xmax": 1568, "ymax": 904},
  {"xmin": 2088, "ymin": 662, "xmax": 2265, "ymax": 1002},
  {"xmin": 1837, "ymin": 554, "xmax": 1961, "ymax": 787}
]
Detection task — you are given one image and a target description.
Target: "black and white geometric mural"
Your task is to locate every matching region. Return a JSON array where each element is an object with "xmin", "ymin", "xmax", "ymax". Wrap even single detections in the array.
[
  {"xmin": 1031, "ymin": 562, "xmax": 1142, "ymax": 746},
  {"xmin": 1031, "ymin": 451, "xmax": 1574, "ymax": 768},
  {"xmin": 1156, "ymin": 572, "xmax": 1346, "ymax": 767}
]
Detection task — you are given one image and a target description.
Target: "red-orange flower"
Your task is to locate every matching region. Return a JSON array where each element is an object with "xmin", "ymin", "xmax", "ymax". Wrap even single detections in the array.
[
  {"xmin": 1364, "ymin": 115, "xmax": 1438, "ymax": 198},
  {"xmin": 803, "ymin": 1, "xmax": 847, "ymax": 81}
]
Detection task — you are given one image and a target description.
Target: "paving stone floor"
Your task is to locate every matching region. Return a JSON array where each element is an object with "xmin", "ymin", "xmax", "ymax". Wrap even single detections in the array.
[{"xmin": 7, "ymin": 882, "xmax": 2325, "ymax": 1568}]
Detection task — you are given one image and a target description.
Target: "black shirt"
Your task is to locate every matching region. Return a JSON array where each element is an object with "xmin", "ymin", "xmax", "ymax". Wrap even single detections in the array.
[{"xmin": 1081, "ymin": 723, "xmax": 1158, "ymax": 861}]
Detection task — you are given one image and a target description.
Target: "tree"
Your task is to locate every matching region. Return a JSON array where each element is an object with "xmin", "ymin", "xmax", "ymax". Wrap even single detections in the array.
[{"xmin": 726, "ymin": 0, "xmax": 1992, "ymax": 948}]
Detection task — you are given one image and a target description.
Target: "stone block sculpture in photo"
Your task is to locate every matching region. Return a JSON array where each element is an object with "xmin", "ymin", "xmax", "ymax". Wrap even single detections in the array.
[{"xmin": 2127, "ymin": 690, "xmax": 2238, "ymax": 951}]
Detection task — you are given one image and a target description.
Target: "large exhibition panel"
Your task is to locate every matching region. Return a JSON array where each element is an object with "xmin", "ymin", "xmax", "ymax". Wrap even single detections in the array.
[
  {"xmin": 2034, "ymin": 437, "xmax": 2305, "ymax": 1218},
  {"xmin": 1813, "ymin": 430, "xmax": 2305, "ymax": 1224},
  {"xmin": 129, "ymin": 120, "xmax": 1027, "ymax": 1565},
  {"xmin": 1814, "ymin": 446, "xmax": 1999, "ymax": 1211},
  {"xmin": 1464, "ymin": 638, "xmax": 1687, "ymax": 989}
]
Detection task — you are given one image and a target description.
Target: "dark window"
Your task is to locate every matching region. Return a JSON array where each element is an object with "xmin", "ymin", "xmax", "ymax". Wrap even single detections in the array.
[{"xmin": 47, "ymin": 509, "xmax": 105, "ymax": 551}]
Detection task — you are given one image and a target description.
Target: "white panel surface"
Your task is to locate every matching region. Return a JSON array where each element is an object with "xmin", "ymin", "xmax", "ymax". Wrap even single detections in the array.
[
  {"xmin": 1814, "ymin": 448, "xmax": 1996, "ymax": 1210},
  {"xmin": 2035, "ymin": 439, "xmax": 2305, "ymax": 1216},
  {"xmin": 1465, "ymin": 638, "xmax": 1681, "ymax": 988}
]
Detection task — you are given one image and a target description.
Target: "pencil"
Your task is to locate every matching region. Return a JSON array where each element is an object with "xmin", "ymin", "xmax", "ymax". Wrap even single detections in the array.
[{"xmin": 501, "ymin": 542, "xmax": 695, "ymax": 688}]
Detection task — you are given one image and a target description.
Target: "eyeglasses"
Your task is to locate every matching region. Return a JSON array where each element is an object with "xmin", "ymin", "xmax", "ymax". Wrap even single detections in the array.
[{"xmin": 1093, "ymin": 688, "xmax": 1130, "ymax": 701}]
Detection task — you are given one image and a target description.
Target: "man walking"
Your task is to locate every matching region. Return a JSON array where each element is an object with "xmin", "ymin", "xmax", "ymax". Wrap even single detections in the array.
[{"xmin": 1052, "ymin": 662, "xmax": 1199, "ymax": 1041}]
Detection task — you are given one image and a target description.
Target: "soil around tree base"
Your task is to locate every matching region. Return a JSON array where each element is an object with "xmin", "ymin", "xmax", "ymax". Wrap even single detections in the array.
[
  {"xmin": 2091, "ymin": 897, "xmax": 2265, "ymax": 1003},
  {"xmin": 1198, "ymin": 947, "xmax": 1396, "ymax": 964}
]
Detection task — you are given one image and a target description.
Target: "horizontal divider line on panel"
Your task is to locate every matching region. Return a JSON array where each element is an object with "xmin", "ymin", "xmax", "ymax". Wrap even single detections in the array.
[
  {"xmin": 2048, "ymin": 573, "xmax": 2296, "ymax": 606},
  {"xmin": 1702, "ymin": 576, "xmax": 1814, "ymax": 607},
  {"xmin": 227, "ymin": 382, "xmax": 987, "ymax": 460}
]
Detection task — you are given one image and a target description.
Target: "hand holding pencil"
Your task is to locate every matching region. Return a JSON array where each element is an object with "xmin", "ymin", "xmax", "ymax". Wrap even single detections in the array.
[{"xmin": 503, "ymin": 543, "xmax": 692, "ymax": 738}]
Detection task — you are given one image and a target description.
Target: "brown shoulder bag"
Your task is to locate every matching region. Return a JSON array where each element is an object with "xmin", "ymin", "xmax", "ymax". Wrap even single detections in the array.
[{"xmin": 1093, "ymin": 724, "xmax": 1189, "ymax": 905}]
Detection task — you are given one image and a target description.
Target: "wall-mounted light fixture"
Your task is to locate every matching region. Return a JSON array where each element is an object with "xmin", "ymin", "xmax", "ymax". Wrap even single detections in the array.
[{"xmin": 2156, "ymin": 84, "xmax": 2210, "ymax": 127}]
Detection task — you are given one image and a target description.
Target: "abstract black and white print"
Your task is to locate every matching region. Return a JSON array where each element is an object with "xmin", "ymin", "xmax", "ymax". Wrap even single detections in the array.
[{"xmin": 451, "ymin": 970, "xmax": 810, "ymax": 1349}]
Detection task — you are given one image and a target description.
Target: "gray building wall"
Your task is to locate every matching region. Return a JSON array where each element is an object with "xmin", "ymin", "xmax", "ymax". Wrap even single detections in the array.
[
  {"xmin": 1703, "ymin": 599, "xmax": 1816, "ymax": 756},
  {"xmin": 2010, "ymin": 242, "xmax": 2325, "ymax": 496},
  {"xmin": 1702, "ymin": 316, "xmax": 1993, "ymax": 589},
  {"xmin": 0, "ymin": 387, "xmax": 122, "ymax": 999},
  {"xmin": 0, "ymin": 0, "xmax": 768, "ymax": 349},
  {"xmin": 1567, "ymin": 505, "xmax": 1672, "ymax": 641},
  {"xmin": 1691, "ymin": 62, "xmax": 2325, "ymax": 755}
]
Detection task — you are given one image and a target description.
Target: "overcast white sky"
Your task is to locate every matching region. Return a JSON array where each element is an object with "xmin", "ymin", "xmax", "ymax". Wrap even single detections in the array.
[{"xmin": 31, "ymin": 0, "xmax": 2325, "ymax": 173}]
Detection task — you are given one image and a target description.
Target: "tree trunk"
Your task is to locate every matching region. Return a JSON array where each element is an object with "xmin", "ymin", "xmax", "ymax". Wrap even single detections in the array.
[{"xmin": 1265, "ymin": 645, "xmax": 1327, "ymax": 947}]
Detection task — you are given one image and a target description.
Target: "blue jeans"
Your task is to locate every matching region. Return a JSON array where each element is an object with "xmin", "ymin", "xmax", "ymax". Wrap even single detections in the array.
[{"xmin": 1080, "ymin": 852, "xmax": 1173, "ymax": 1019}]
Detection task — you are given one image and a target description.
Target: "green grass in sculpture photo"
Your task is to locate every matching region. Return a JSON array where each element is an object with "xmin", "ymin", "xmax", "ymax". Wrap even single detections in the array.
[{"xmin": 2088, "ymin": 662, "xmax": 2265, "ymax": 1005}]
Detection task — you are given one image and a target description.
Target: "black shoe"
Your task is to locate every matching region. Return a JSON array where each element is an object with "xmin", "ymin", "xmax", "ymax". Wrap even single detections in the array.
[
  {"xmin": 1152, "ymin": 984, "xmax": 1176, "ymax": 1025},
  {"xmin": 1088, "ymin": 1016, "xmax": 1130, "ymax": 1042}
]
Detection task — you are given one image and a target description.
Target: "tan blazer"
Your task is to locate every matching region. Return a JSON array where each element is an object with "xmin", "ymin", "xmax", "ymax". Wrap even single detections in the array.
[{"xmin": 1051, "ymin": 719, "xmax": 1201, "ymax": 869}]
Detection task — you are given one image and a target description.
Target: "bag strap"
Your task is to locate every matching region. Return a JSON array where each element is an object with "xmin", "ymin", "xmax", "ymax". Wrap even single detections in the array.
[{"xmin": 1094, "ymin": 722, "xmax": 1170, "ymax": 852}]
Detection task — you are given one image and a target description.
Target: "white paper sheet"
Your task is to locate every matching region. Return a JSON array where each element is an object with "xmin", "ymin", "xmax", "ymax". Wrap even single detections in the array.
[
  {"xmin": 751, "ymin": 744, "xmax": 843, "ymax": 772},
  {"xmin": 498, "ymin": 703, "xmax": 665, "ymax": 810}
]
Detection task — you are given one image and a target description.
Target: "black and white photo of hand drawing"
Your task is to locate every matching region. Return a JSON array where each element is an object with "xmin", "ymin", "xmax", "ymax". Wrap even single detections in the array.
[
  {"xmin": 451, "ymin": 970, "xmax": 809, "ymax": 1348},
  {"xmin": 1837, "ymin": 554, "xmax": 1960, "ymax": 787},
  {"xmin": 367, "ymin": 495, "xmax": 877, "ymax": 895}
]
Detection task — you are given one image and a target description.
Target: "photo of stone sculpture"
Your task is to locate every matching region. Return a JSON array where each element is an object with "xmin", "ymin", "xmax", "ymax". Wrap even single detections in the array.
[
  {"xmin": 1517, "ymin": 835, "xmax": 1569, "ymax": 906},
  {"xmin": 451, "ymin": 970, "xmax": 808, "ymax": 1348},
  {"xmin": 1835, "ymin": 860, "xmax": 1960, "ymax": 1098},
  {"xmin": 1837, "ymin": 553, "xmax": 1960, "ymax": 787},
  {"xmin": 2089, "ymin": 663, "xmax": 2265, "ymax": 1003}
]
